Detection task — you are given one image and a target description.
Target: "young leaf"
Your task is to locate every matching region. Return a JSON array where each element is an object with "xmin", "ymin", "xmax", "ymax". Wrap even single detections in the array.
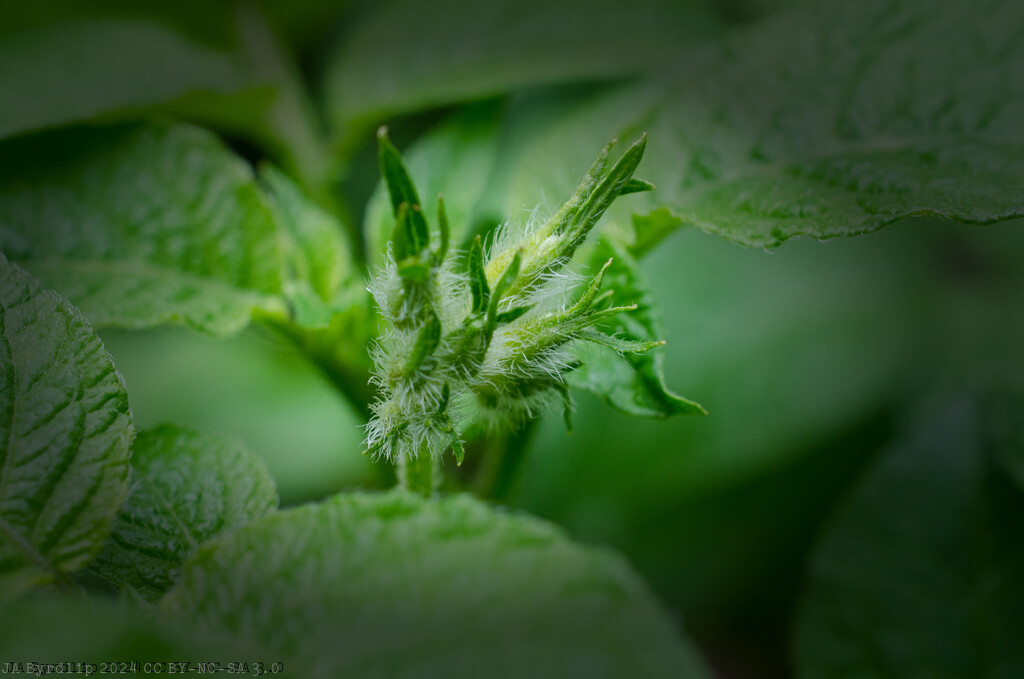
[
  {"xmin": 258, "ymin": 163, "xmax": 360, "ymax": 327},
  {"xmin": 568, "ymin": 239, "xmax": 703, "ymax": 417},
  {"xmin": 795, "ymin": 395, "xmax": 1024, "ymax": 678},
  {"xmin": 0, "ymin": 256, "xmax": 132, "ymax": 599},
  {"xmin": 501, "ymin": 0, "xmax": 1024, "ymax": 249},
  {"xmin": 90, "ymin": 425, "xmax": 278, "ymax": 602},
  {"xmin": 0, "ymin": 123, "xmax": 320, "ymax": 336},
  {"xmin": 163, "ymin": 490, "xmax": 712, "ymax": 679}
]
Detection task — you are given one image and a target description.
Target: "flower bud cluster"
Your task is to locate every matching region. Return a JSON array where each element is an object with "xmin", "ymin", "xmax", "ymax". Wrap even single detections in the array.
[{"xmin": 365, "ymin": 130, "xmax": 657, "ymax": 464}]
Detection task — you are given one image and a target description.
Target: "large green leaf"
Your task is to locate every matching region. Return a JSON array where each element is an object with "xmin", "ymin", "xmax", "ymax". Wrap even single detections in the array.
[
  {"xmin": 91, "ymin": 425, "xmax": 278, "ymax": 602},
  {"xmin": 321, "ymin": 0, "xmax": 723, "ymax": 144},
  {"xmin": 0, "ymin": 123, "xmax": 355, "ymax": 336},
  {"xmin": 795, "ymin": 395, "xmax": 1024, "ymax": 678},
  {"xmin": 499, "ymin": 0, "xmax": 1024, "ymax": 248},
  {"xmin": 163, "ymin": 490, "xmax": 711, "ymax": 679},
  {"xmin": 0, "ymin": 257, "xmax": 132, "ymax": 598}
]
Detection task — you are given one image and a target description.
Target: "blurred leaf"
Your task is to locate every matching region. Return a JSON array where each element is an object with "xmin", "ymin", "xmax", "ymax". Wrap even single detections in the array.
[
  {"xmin": 259, "ymin": 163, "xmax": 359, "ymax": 326},
  {"xmin": 164, "ymin": 490, "xmax": 711, "ymax": 679},
  {"xmin": 569, "ymin": 238, "xmax": 703, "ymax": 417},
  {"xmin": 0, "ymin": 14, "xmax": 332, "ymax": 195},
  {"xmin": 322, "ymin": 0, "xmax": 723, "ymax": 143},
  {"xmin": 499, "ymin": 0, "xmax": 1024, "ymax": 248},
  {"xmin": 99, "ymin": 328, "xmax": 377, "ymax": 504},
  {"xmin": 91, "ymin": 425, "xmax": 278, "ymax": 602},
  {"xmin": 0, "ymin": 257, "xmax": 131, "ymax": 598},
  {"xmin": 512, "ymin": 220, "xmax": 1017, "ymax": 617},
  {"xmin": 0, "ymin": 20, "xmax": 251, "ymax": 142},
  {"xmin": 795, "ymin": 395, "xmax": 1024, "ymax": 678}
]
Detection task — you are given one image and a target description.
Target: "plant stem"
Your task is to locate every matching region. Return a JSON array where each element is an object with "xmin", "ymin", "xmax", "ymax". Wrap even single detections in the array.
[
  {"xmin": 472, "ymin": 419, "xmax": 537, "ymax": 501},
  {"xmin": 398, "ymin": 446, "xmax": 441, "ymax": 497}
]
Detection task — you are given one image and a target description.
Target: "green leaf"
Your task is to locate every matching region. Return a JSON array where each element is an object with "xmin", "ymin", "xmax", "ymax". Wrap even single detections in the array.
[
  {"xmin": 322, "ymin": 0, "xmax": 723, "ymax": 143},
  {"xmin": 90, "ymin": 425, "xmax": 278, "ymax": 602},
  {"xmin": 0, "ymin": 256, "xmax": 132, "ymax": 599},
  {"xmin": 0, "ymin": 123, "xmax": 296, "ymax": 336},
  {"xmin": 258, "ymin": 163, "xmax": 359, "ymax": 327},
  {"xmin": 500, "ymin": 0, "xmax": 1024, "ymax": 248},
  {"xmin": 163, "ymin": 490, "xmax": 711, "ymax": 679},
  {"xmin": 795, "ymin": 395, "xmax": 1024, "ymax": 678},
  {"xmin": 568, "ymin": 239, "xmax": 703, "ymax": 417},
  {"xmin": 0, "ymin": 20, "xmax": 250, "ymax": 142}
]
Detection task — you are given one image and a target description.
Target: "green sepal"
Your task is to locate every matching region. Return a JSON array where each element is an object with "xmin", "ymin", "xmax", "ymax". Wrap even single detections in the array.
[
  {"xmin": 436, "ymin": 382, "xmax": 452, "ymax": 413},
  {"xmin": 580, "ymin": 328, "xmax": 664, "ymax": 354},
  {"xmin": 567, "ymin": 258, "xmax": 613, "ymax": 316},
  {"xmin": 391, "ymin": 202, "xmax": 413, "ymax": 261},
  {"xmin": 488, "ymin": 135, "xmax": 650, "ymax": 300},
  {"xmin": 553, "ymin": 134, "xmax": 647, "ymax": 256},
  {"xmin": 397, "ymin": 255, "xmax": 431, "ymax": 282},
  {"xmin": 618, "ymin": 178, "xmax": 655, "ymax": 196},
  {"xmin": 404, "ymin": 309, "xmax": 441, "ymax": 376},
  {"xmin": 378, "ymin": 127, "xmax": 429, "ymax": 256},
  {"xmin": 364, "ymin": 420, "xmax": 409, "ymax": 458},
  {"xmin": 467, "ymin": 235, "xmax": 490, "ymax": 315},
  {"xmin": 433, "ymin": 384, "xmax": 464, "ymax": 465},
  {"xmin": 447, "ymin": 423, "xmax": 466, "ymax": 466},
  {"xmin": 435, "ymin": 194, "xmax": 451, "ymax": 264},
  {"xmin": 487, "ymin": 249, "xmax": 522, "ymax": 329},
  {"xmin": 495, "ymin": 305, "xmax": 532, "ymax": 325}
]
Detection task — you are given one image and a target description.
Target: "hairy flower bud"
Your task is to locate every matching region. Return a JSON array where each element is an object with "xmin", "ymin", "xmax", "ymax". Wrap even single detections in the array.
[{"xmin": 365, "ymin": 130, "xmax": 662, "ymax": 469}]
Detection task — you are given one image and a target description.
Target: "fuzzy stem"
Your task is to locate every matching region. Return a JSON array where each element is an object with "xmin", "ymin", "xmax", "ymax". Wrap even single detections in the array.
[{"xmin": 398, "ymin": 445, "xmax": 441, "ymax": 497}]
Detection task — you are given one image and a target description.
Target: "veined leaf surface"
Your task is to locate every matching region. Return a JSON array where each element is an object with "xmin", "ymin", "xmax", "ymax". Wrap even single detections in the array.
[
  {"xmin": 164, "ymin": 490, "xmax": 711, "ymax": 679},
  {"xmin": 0, "ymin": 257, "xmax": 132, "ymax": 598}
]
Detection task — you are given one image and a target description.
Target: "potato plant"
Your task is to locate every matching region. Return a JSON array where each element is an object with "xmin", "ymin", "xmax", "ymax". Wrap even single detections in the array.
[{"xmin": 1, "ymin": 0, "xmax": 1022, "ymax": 677}]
